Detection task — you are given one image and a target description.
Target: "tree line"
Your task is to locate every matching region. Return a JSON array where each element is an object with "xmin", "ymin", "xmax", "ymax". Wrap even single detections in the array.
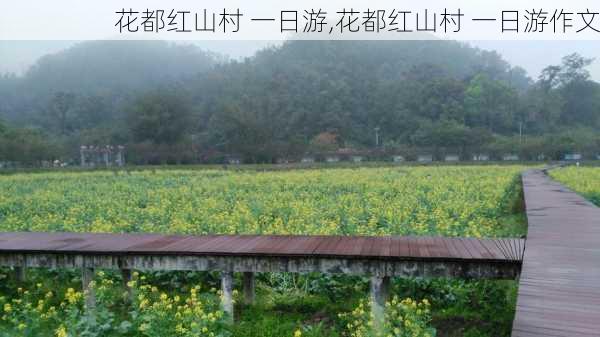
[{"xmin": 0, "ymin": 40, "xmax": 599, "ymax": 166}]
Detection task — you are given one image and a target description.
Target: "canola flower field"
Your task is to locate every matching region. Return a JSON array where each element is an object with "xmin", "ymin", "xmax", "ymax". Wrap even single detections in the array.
[
  {"xmin": 550, "ymin": 167, "xmax": 600, "ymax": 206},
  {"xmin": 0, "ymin": 166, "xmax": 525, "ymax": 238},
  {"xmin": 0, "ymin": 166, "xmax": 527, "ymax": 337}
]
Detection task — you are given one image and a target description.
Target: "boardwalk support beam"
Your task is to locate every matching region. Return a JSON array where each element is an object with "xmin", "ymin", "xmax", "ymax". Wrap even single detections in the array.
[
  {"xmin": 82, "ymin": 267, "xmax": 96, "ymax": 310},
  {"xmin": 121, "ymin": 269, "xmax": 132, "ymax": 301},
  {"xmin": 14, "ymin": 267, "xmax": 25, "ymax": 282},
  {"xmin": 243, "ymin": 272, "xmax": 255, "ymax": 305},
  {"xmin": 370, "ymin": 276, "xmax": 390, "ymax": 332},
  {"xmin": 221, "ymin": 271, "xmax": 234, "ymax": 322}
]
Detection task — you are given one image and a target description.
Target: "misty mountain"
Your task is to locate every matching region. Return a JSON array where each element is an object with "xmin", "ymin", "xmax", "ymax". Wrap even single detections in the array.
[
  {"xmin": 189, "ymin": 41, "xmax": 532, "ymax": 151},
  {"xmin": 0, "ymin": 40, "xmax": 599, "ymax": 164},
  {"xmin": 0, "ymin": 40, "xmax": 215, "ymax": 125}
]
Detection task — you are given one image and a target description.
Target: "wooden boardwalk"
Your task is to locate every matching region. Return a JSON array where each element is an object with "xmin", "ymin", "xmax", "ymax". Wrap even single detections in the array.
[
  {"xmin": 0, "ymin": 232, "xmax": 524, "ymax": 321},
  {"xmin": 512, "ymin": 169, "xmax": 600, "ymax": 337},
  {"xmin": 0, "ymin": 232, "xmax": 524, "ymax": 262}
]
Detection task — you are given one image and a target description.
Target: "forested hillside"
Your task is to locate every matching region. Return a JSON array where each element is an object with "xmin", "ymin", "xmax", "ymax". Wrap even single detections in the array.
[{"xmin": 1, "ymin": 40, "xmax": 599, "ymax": 165}]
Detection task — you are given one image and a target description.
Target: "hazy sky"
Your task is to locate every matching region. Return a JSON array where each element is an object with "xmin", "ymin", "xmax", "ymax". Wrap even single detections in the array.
[{"xmin": 1, "ymin": 40, "xmax": 599, "ymax": 81}]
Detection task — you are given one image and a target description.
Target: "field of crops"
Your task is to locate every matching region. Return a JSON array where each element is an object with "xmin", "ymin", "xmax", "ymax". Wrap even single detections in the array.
[
  {"xmin": 550, "ymin": 167, "xmax": 600, "ymax": 206},
  {"xmin": 0, "ymin": 166, "xmax": 527, "ymax": 337}
]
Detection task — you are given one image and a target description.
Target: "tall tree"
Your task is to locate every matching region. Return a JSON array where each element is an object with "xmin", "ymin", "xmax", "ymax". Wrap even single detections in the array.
[
  {"xmin": 126, "ymin": 90, "xmax": 192, "ymax": 145},
  {"xmin": 49, "ymin": 92, "xmax": 76, "ymax": 135},
  {"xmin": 464, "ymin": 74, "xmax": 517, "ymax": 133}
]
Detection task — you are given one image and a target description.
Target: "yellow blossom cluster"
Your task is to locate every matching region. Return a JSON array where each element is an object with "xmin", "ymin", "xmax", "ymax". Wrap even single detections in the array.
[
  {"xmin": 550, "ymin": 167, "xmax": 600, "ymax": 206},
  {"xmin": 340, "ymin": 296, "xmax": 435, "ymax": 337},
  {"xmin": 0, "ymin": 166, "xmax": 524, "ymax": 238},
  {"xmin": 0, "ymin": 282, "xmax": 60, "ymax": 334},
  {"xmin": 129, "ymin": 274, "xmax": 225, "ymax": 337}
]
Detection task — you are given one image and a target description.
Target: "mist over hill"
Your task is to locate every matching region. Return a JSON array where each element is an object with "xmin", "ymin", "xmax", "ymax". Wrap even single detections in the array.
[{"xmin": 0, "ymin": 40, "xmax": 599, "ymax": 164}]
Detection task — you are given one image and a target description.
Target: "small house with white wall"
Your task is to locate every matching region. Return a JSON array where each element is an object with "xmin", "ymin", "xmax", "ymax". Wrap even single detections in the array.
[
  {"xmin": 564, "ymin": 153, "xmax": 582, "ymax": 161},
  {"xmin": 472, "ymin": 154, "xmax": 490, "ymax": 161},
  {"xmin": 325, "ymin": 155, "xmax": 340, "ymax": 163},
  {"xmin": 392, "ymin": 155, "xmax": 405, "ymax": 163},
  {"xmin": 503, "ymin": 154, "xmax": 519, "ymax": 161},
  {"xmin": 417, "ymin": 154, "xmax": 433, "ymax": 163}
]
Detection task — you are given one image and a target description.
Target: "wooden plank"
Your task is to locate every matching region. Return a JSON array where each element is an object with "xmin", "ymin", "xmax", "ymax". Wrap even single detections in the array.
[
  {"xmin": 480, "ymin": 239, "xmax": 505, "ymax": 260},
  {"xmin": 407, "ymin": 237, "xmax": 419, "ymax": 257},
  {"xmin": 430, "ymin": 237, "xmax": 451, "ymax": 258},
  {"xmin": 348, "ymin": 236, "xmax": 369, "ymax": 257},
  {"xmin": 440, "ymin": 236, "xmax": 462, "ymax": 259},
  {"xmin": 313, "ymin": 236, "xmax": 343, "ymax": 256},
  {"xmin": 390, "ymin": 236, "xmax": 411, "ymax": 258},
  {"xmin": 457, "ymin": 238, "xmax": 475, "ymax": 259}
]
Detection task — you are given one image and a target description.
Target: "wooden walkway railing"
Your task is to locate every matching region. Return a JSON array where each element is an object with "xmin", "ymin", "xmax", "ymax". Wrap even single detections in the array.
[
  {"xmin": 0, "ymin": 232, "xmax": 523, "ymax": 322},
  {"xmin": 512, "ymin": 169, "xmax": 600, "ymax": 337}
]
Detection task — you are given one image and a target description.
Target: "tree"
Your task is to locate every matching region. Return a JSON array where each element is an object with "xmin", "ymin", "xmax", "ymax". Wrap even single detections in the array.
[
  {"xmin": 464, "ymin": 74, "xmax": 517, "ymax": 133},
  {"xmin": 126, "ymin": 90, "xmax": 193, "ymax": 145},
  {"xmin": 538, "ymin": 53, "xmax": 599, "ymax": 127},
  {"xmin": 0, "ymin": 128, "xmax": 59, "ymax": 164},
  {"xmin": 401, "ymin": 65, "xmax": 466, "ymax": 122},
  {"xmin": 310, "ymin": 132, "xmax": 341, "ymax": 152},
  {"xmin": 539, "ymin": 65, "xmax": 562, "ymax": 91},
  {"xmin": 49, "ymin": 92, "xmax": 76, "ymax": 135},
  {"xmin": 411, "ymin": 119, "xmax": 475, "ymax": 156},
  {"xmin": 3, "ymin": 41, "xmax": 600, "ymax": 164},
  {"xmin": 71, "ymin": 94, "xmax": 110, "ymax": 130},
  {"xmin": 208, "ymin": 103, "xmax": 289, "ymax": 163},
  {"xmin": 559, "ymin": 53, "xmax": 593, "ymax": 84}
]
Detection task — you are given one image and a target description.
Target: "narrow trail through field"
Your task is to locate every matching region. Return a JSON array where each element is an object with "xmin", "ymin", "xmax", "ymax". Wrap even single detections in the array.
[{"xmin": 512, "ymin": 169, "xmax": 600, "ymax": 337}]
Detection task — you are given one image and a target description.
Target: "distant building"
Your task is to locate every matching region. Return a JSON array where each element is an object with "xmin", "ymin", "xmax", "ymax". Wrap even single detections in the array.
[
  {"xmin": 335, "ymin": 148, "xmax": 367, "ymax": 163},
  {"xmin": 301, "ymin": 156, "xmax": 315, "ymax": 163},
  {"xmin": 472, "ymin": 154, "xmax": 490, "ymax": 161},
  {"xmin": 80, "ymin": 145, "xmax": 125, "ymax": 167},
  {"xmin": 392, "ymin": 155, "xmax": 405, "ymax": 163},
  {"xmin": 417, "ymin": 154, "xmax": 433, "ymax": 163},
  {"xmin": 325, "ymin": 155, "xmax": 340, "ymax": 163},
  {"xmin": 226, "ymin": 156, "xmax": 241, "ymax": 165},
  {"xmin": 115, "ymin": 145, "xmax": 125, "ymax": 166},
  {"xmin": 444, "ymin": 154, "xmax": 460, "ymax": 162},
  {"xmin": 0, "ymin": 162, "xmax": 16, "ymax": 169},
  {"xmin": 503, "ymin": 154, "xmax": 519, "ymax": 161},
  {"xmin": 564, "ymin": 153, "xmax": 582, "ymax": 161}
]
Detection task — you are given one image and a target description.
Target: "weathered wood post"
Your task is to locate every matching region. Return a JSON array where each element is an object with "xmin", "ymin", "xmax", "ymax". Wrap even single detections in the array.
[
  {"xmin": 242, "ymin": 272, "xmax": 255, "ymax": 305},
  {"xmin": 117, "ymin": 145, "xmax": 125, "ymax": 167},
  {"xmin": 14, "ymin": 267, "xmax": 26, "ymax": 282},
  {"xmin": 80, "ymin": 146, "xmax": 87, "ymax": 167},
  {"xmin": 221, "ymin": 271, "xmax": 234, "ymax": 322},
  {"xmin": 82, "ymin": 268, "xmax": 96, "ymax": 310},
  {"xmin": 121, "ymin": 269, "xmax": 132, "ymax": 301},
  {"xmin": 103, "ymin": 147, "xmax": 110, "ymax": 167},
  {"xmin": 370, "ymin": 276, "xmax": 390, "ymax": 333}
]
